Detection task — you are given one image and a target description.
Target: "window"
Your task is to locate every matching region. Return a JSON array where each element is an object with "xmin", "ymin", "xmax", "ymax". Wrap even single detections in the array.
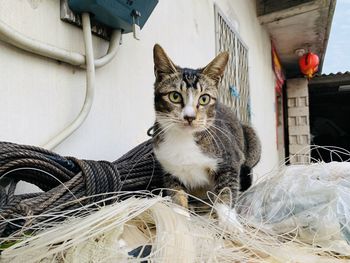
[{"xmin": 214, "ymin": 5, "xmax": 251, "ymax": 124}]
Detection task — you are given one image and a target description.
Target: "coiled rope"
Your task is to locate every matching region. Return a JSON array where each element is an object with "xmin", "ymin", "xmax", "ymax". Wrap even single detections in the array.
[{"xmin": 0, "ymin": 140, "xmax": 164, "ymax": 237}]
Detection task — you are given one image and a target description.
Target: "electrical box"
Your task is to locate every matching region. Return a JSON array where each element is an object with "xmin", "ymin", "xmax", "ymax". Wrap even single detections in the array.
[{"xmin": 68, "ymin": 0, "xmax": 158, "ymax": 34}]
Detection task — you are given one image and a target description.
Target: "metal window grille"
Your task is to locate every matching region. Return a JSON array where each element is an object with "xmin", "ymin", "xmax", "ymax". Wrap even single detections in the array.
[{"xmin": 214, "ymin": 6, "xmax": 251, "ymax": 124}]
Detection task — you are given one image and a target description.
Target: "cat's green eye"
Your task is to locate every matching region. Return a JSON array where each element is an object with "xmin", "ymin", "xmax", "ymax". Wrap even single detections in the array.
[
  {"xmin": 199, "ymin": 94, "xmax": 211, "ymax": 105},
  {"xmin": 169, "ymin": 91, "xmax": 182, "ymax": 103}
]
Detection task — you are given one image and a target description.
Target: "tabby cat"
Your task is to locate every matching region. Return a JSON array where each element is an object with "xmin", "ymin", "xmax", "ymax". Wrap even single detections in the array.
[{"xmin": 152, "ymin": 44, "xmax": 261, "ymax": 211}]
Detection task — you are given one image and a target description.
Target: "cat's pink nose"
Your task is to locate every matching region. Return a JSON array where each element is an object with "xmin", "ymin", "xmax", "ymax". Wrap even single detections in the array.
[{"xmin": 184, "ymin": 116, "xmax": 195, "ymax": 125}]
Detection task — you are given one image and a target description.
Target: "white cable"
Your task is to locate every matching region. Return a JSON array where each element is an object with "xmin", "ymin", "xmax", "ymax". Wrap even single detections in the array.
[
  {"xmin": 0, "ymin": 15, "xmax": 122, "ymax": 149},
  {"xmin": 42, "ymin": 13, "xmax": 95, "ymax": 150},
  {"xmin": 0, "ymin": 18, "xmax": 121, "ymax": 68},
  {"xmin": 94, "ymin": 30, "xmax": 121, "ymax": 68}
]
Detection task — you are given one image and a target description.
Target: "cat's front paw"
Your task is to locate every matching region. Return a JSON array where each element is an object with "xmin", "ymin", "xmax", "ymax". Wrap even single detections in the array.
[
  {"xmin": 172, "ymin": 189, "xmax": 189, "ymax": 209},
  {"xmin": 171, "ymin": 190, "xmax": 191, "ymax": 219},
  {"xmin": 215, "ymin": 203, "xmax": 244, "ymax": 233}
]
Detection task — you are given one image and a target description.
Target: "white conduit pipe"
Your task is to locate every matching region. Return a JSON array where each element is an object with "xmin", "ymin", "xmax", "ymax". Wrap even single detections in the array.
[
  {"xmin": 0, "ymin": 18, "xmax": 121, "ymax": 68},
  {"xmin": 43, "ymin": 13, "xmax": 95, "ymax": 150},
  {"xmin": 0, "ymin": 15, "xmax": 122, "ymax": 149},
  {"xmin": 94, "ymin": 30, "xmax": 121, "ymax": 68}
]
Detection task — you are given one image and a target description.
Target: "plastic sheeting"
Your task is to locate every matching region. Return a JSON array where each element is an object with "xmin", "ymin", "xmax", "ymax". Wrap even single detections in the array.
[{"xmin": 238, "ymin": 162, "xmax": 350, "ymax": 255}]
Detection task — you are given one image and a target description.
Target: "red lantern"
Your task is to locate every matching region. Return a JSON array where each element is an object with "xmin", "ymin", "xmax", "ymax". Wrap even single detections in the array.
[{"xmin": 299, "ymin": 52, "xmax": 319, "ymax": 79}]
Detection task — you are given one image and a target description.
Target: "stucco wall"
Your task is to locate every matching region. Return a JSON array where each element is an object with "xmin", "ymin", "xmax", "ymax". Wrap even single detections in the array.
[
  {"xmin": 215, "ymin": 0, "xmax": 279, "ymax": 175},
  {"xmin": 0, "ymin": 0, "xmax": 278, "ymax": 177}
]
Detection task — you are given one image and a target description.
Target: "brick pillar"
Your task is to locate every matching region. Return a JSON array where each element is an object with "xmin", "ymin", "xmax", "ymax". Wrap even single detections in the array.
[{"xmin": 286, "ymin": 78, "xmax": 310, "ymax": 164}]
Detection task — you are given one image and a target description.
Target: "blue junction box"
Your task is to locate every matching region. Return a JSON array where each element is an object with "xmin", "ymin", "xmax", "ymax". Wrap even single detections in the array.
[{"xmin": 68, "ymin": 0, "xmax": 158, "ymax": 33}]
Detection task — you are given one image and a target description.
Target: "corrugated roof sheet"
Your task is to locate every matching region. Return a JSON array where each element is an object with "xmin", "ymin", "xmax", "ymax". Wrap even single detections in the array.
[
  {"xmin": 316, "ymin": 71, "xmax": 350, "ymax": 77},
  {"xmin": 309, "ymin": 71, "xmax": 350, "ymax": 86}
]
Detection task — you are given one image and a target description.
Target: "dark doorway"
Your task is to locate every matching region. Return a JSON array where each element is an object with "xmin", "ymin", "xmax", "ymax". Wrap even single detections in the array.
[{"xmin": 309, "ymin": 83, "xmax": 350, "ymax": 162}]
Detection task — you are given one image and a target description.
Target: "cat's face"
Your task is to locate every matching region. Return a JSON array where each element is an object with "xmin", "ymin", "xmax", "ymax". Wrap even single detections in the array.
[{"xmin": 153, "ymin": 44, "xmax": 228, "ymax": 133}]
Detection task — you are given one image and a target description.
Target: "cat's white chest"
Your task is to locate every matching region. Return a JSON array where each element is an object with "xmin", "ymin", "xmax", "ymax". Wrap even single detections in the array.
[{"xmin": 154, "ymin": 129, "xmax": 219, "ymax": 189}]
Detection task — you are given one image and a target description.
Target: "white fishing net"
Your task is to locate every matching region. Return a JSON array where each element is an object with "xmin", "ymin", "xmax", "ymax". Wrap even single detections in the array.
[
  {"xmin": 2, "ymin": 159, "xmax": 350, "ymax": 262},
  {"xmin": 238, "ymin": 161, "xmax": 350, "ymax": 256}
]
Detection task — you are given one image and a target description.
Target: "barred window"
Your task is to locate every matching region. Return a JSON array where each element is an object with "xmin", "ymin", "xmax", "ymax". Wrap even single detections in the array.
[{"xmin": 214, "ymin": 5, "xmax": 251, "ymax": 124}]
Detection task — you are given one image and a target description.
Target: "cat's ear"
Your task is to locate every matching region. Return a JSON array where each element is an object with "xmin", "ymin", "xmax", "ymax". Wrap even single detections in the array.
[
  {"xmin": 153, "ymin": 44, "xmax": 178, "ymax": 82},
  {"xmin": 202, "ymin": 52, "xmax": 229, "ymax": 83}
]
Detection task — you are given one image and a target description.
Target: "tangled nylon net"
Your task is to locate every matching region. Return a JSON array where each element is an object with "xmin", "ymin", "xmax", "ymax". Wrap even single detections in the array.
[{"xmin": 1, "ymin": 143, "xmax": 350, "ymax": 262}]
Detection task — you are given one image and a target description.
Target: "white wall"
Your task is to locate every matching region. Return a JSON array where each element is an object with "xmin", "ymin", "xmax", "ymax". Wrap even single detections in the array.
[
  {"xmin": 0, "ymin": 0, "xmax": 278, "ymax": 177},
  {"xmin": 216, "ymin": 0, "xmax": 279, "ymax": 175}
]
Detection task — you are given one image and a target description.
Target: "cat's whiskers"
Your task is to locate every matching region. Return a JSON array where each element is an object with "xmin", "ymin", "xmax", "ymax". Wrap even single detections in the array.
[
  {"xmin": 209, "ymin": 128, "xmax": 227, "ymax": 149},
  {"xmin": 156, "ymin": 115, "xmax": 182, "ymax": 127},
  {"xmin": 156, "ymin": 113, "xmax": 182, "ymax": 122},
  {"xmin": 207, "ymin": 117, "xmax": 232, "ymax": 124},
  {"xmin": 157, "ymin": 118, "xmax": 182, "ymax": 124},
  {"xmin": 193, "ymin": 119, "xmax": 205, "ymax": 126},
  {"xmin": 153, "ymin": 122, "xmax": 176, "ymax": 138},
  {"xmin": 203, "ymin": 128, "xmax": 221, "ymax": 150},
  {"xmin": 157, "ymin": 119, "xmax": 183, "ymax": 130},
  {"xmin": 202, "ymin": 127, "xmax": 224, "ymax": 151},
  {"xmin": 208, "ymin": 123, "xmax": 233, "ymax": 143},
  {"xmin": 196, "ymin": 119, "xmax": 231, "ymax": 149}
]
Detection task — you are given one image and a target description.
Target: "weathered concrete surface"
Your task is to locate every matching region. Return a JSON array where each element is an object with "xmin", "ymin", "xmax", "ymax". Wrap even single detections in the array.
[
  {"xmin": 258, "ymin": 0, "xmax": 336, "ymax": 77},
  {"xmin": 287, "ymin": 78, "xmax": 310, "ymax": 164}
]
